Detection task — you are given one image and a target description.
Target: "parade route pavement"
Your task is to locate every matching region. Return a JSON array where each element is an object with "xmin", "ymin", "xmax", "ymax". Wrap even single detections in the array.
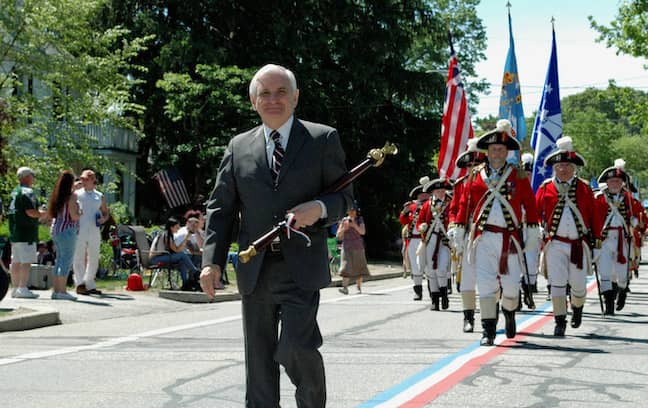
[{"xmin": 0, "ymin": 256, "xmax": 647, "ymax": 407}]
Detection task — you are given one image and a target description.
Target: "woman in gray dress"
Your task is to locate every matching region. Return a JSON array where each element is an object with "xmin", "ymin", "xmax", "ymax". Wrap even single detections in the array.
[{"xmin": 337, "ymin": 202, "xmax": 370, "ymax": 294}]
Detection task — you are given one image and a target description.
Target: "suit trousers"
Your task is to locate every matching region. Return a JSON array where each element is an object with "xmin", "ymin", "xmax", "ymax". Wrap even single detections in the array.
[{"xmin": 242, "ymin": 253, "xmax": 326, "ymax": 408}]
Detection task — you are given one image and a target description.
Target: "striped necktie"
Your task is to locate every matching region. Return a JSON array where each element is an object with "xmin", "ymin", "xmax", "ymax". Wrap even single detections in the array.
[{"xmin": 270, "ymin": 130, "xmax": 284, "ymax": 184}]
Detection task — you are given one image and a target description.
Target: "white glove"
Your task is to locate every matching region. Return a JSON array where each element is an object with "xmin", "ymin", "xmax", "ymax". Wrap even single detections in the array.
[
  {"xmin": 525, "ymin": 226, "xmax": 540, "ymax": 252},
  {"xmin": 631, "ymin": 217, "xmax": 639, "ymax": 228},
  {"xmin": 453, "ymin": 227, "xmax": 465, "ymax": 253},
  {"xmin": 418, "ymin": 223, "xmax": 428, "ymax": 233}
]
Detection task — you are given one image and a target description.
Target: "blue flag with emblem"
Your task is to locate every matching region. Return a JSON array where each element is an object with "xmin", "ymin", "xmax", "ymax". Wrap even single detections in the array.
[
  {"xmin": 499, "ymin": 9, "xmax": 526, "ymax": 145},
  {"xmin": 531, "ymin": 25, "xmax": 562, "ymax": 192}
]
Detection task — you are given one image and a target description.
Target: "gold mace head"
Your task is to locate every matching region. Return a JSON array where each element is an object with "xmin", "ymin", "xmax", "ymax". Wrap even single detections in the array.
[
  {"xmin": 238, "ymin": 246, "xmax": 257, "ymax": 263},
  {"xmin": 368, "ymin": 142, "xmax": 398, "ymax": 167}
]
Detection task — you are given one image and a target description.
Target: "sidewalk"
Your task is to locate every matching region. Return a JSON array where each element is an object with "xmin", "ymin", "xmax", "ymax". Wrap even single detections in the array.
[{"xmin": 0, "ymin": 261, "xmax": 405, "ymax": 332}]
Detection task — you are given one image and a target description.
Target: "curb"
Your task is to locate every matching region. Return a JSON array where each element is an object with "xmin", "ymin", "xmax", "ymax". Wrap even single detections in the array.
[
  {"xmin": 159, "ymin": 290, "xmax": 241, "ymax": 304},
  {"xmin": 329, "ymin": 271, "xmax": 405, "ymax": 287},
  {"xmin": 0, "ymin": 307, "xmax": 60, "ymax": 332},
  {"xmin": 158, "ymin": 270, "xmax": 404, "ymax": 303}
]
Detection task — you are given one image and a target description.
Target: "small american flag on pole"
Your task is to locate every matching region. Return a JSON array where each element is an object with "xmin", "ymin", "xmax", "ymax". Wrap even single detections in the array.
[
  {"xmin": 437, "ymin": 31, "xmax": 474, "ymax": 181},
  {"xmin": 153, "ymin": 168, "xmax": 191, "ymax": 209}
]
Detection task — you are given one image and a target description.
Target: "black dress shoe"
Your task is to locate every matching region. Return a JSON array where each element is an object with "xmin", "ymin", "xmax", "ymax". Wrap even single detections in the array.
[{"xmin": 87, "ymin": 288, "xmax": 103, "ymax": 295}]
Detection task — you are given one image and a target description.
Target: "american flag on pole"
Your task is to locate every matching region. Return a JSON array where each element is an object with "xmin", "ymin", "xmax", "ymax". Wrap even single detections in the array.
[
  {"xmin": 530, "ymin": 24, "xmax": 562, "ymax": 192},
  {"xmin": 438, "ymin": 31, "xmax": 474, "ymax": 181},
  {"xmin": 153, "ymin": 168, "xmax": 191, "ymax": 208}
]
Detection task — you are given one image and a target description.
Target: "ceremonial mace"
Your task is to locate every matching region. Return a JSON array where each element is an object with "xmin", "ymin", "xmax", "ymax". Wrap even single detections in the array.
[{"xmin": 239, "ymin": 142, "xmax": 398, "ymax": 263}]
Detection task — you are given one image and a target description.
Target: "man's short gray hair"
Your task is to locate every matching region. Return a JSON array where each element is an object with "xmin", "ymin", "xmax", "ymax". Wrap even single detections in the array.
[{"xmin": 249, "ymin": 64, "xmax": 297, "ymax": 97}]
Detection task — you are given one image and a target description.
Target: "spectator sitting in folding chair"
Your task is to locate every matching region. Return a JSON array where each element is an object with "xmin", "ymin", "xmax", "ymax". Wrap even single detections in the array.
[{"xmin": 150, "ymin": 217, "xmax": 199, "ymax": 291}]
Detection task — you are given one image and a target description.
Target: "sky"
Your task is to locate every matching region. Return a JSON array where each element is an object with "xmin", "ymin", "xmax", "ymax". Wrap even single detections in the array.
[{"xmin": 472, "ymin": 0, "xmax": 648, "ymax": 123}]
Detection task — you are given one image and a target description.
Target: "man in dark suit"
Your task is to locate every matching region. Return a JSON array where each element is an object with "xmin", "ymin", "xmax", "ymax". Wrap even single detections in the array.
[{"xmin": 200, "ymin": 64, "xmax": 352, "ymax": 408}]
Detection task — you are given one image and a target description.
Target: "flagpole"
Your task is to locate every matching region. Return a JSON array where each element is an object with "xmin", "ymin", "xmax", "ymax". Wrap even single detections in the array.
[{"xmin": 499, "ymin": 0, "xmax": 526, "ymax": 154}]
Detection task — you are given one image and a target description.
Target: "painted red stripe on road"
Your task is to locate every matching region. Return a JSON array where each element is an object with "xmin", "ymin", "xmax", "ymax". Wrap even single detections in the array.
[{"xmin": 398, "ymin": 280, "xmax": 598, "ymax": 407}]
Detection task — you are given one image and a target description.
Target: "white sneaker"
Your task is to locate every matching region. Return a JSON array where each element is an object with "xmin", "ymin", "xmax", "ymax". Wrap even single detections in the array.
[
  {"xmin": 51, "ymin": 292, "xmax": 77, "ymax": 301},
  {"xmin": 13, "ymin": 287, "xmax": 40, "ymax": 299}
]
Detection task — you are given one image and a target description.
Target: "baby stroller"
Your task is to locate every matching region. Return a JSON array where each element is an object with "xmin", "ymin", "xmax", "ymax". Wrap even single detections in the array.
[{"xmin": 109, "ymin": 225, "xmax": 140, "ymax": 277}]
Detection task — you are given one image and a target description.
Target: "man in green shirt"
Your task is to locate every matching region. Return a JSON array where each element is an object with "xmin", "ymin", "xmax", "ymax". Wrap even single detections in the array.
[{"xmin": 8, "ymin": 167, "xmax": 45, "ymax": 298}]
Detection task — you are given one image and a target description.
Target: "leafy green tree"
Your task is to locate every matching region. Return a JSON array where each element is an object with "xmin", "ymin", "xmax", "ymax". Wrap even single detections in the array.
[
  {"xmin": 589, "ymin": 0, "xmax": 648, "ymax": 60},
  {"xmin": 561, "ymin": 84, "xmax": 648, "ymax": 189},
  {"xmin": 0, "ymin": 0, "xmax": 148, "ymax": 197},
  {"xmin": 98, "ymin": 0, "xmax": 486, "ymax": 256},
  {"xmin": 589, "ymin": 1, "xmax": 648, "ymax": 135}
]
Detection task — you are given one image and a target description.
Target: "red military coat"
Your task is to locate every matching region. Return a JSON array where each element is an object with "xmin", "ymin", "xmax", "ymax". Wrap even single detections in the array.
[
  {"xmin": 455, "ymin": 164, "xmax": 539, "ymax": 230},
  {"xmin": 399, "ymin": 201, "xmax": 425, "ymax": 238},
  {"xmin": 417, "ymin": 196, "xmax": 451, "ymax": 241},
  {"xmin": 535, "ymin": 178, "xmax": 601, "ymax": 241},
  {"xmin": 630, "ymin": 196, "xmax": 646, "ymax": 248},
  {"xmin": 448, "ymin": 174, "xmax": 468, "ymax": 225},
  {"xmin": 593, "ymin": 189, "xmax": 634, "ymax": 239}
]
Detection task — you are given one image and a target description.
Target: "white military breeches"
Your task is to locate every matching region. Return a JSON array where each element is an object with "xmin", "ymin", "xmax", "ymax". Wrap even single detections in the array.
[
  {"xmin": 424, "ymin": 234, "xmax": 450, "ymax": 291},
  {"xmin": 544, "ymin": 240, "xmax": 588, "ymax": 300},
  {"xmin": 473, "ymin": 231, "xmax": 521, "ymax": 304},
  {"xmin": 407, "ymin": 238, "xmax": 423, "ymax": 285},
  {"xmin": 597, "ymin": 234, "xmax": 630, "ymax": 292}
]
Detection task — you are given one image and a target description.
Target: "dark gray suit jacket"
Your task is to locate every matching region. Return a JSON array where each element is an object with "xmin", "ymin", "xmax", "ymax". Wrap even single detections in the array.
[{"xmin": 203, "ymin": 118, "xmax": 353, "ymax": 295}]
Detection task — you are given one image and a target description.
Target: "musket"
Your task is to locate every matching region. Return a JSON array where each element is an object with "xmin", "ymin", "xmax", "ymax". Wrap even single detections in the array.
[
  {"xmin": 592, "ymin": 247, "xmax": 605, "ymax": 316},
  {"xmin": 518, "ymin": 226, "xmax": 536, "ymax": 310},
  {"xmin": 239, "ymin": 142, "xmax": 398, "ymax": 263}
]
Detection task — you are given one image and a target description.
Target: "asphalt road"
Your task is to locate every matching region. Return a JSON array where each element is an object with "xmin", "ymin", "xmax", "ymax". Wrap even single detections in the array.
[{"xmin": 1, "ymin": 266, "xmax": 647, "ymax": 407}]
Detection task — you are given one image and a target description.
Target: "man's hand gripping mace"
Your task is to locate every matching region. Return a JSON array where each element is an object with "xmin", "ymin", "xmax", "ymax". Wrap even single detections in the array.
[{"xmin": 238, "ymin": 142, "xmax": 398, "ymax": 263}]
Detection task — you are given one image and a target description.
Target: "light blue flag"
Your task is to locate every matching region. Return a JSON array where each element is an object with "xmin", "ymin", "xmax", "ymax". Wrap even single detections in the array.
[
  {"xmin": 590, "ymin": 176, "xmax": 599, "ymax": 191},
  {"xmin": 531, "ymin": 26, "xmax": 562, "ymax": 192},
  {"xmin": 499, "ymin": 9, "xmax": 526, "ymax": 144}
]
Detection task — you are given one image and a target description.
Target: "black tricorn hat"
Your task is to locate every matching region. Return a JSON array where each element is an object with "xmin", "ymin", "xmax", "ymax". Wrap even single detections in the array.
[
  {"xmin": 476, "ymin": 119, "xmax": 521, "ymax": 151},
  {"xmin": 598, "ymin": 159, "xmax": 629, "ymax": 184},
  {"xmin": 455, "ymin": 138, "xmax": 487, "ymax": 169},
  {"xmin": 423, "ymin": 178, "xmax": 453, "ymax": 193},
  {"xmin": 544, "ymin": 136, "xmax": 585, "ymax": 167},
  {"xmin": 409, "ymin": 176, "xmax": 431, "ymax": 199}
]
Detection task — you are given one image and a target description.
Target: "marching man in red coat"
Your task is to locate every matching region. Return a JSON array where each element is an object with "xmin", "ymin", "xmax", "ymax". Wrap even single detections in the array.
[
  {"xmin": 400, "ymin": 176, "xmax": 431, "ymax": 301},
  {"xmin": 448, "ymin": 138, "xmax": 486, "ymax": 332},
  {"xmin": 627, "ymin": 179, "xmax": 646, "ymax": 280},
  {"xmin": 417, "ymin": 177, "xmax": 453, "ymax": 311},
  {"xmin": 594, "ymin": 159, "xmax": 636, "ymax": 315},
  {"xmin": 453, "ymin": 119, "xmax": 540, "ymax": 346},
  {"xmin": 535, "ymin": 137, "xmax": 600, "ymax": 336}
]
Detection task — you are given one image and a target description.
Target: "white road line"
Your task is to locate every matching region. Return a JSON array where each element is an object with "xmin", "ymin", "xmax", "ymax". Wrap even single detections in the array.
[{"xmin": 0, "ymin": 282, "xmax": 412, "ymax": 366}]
